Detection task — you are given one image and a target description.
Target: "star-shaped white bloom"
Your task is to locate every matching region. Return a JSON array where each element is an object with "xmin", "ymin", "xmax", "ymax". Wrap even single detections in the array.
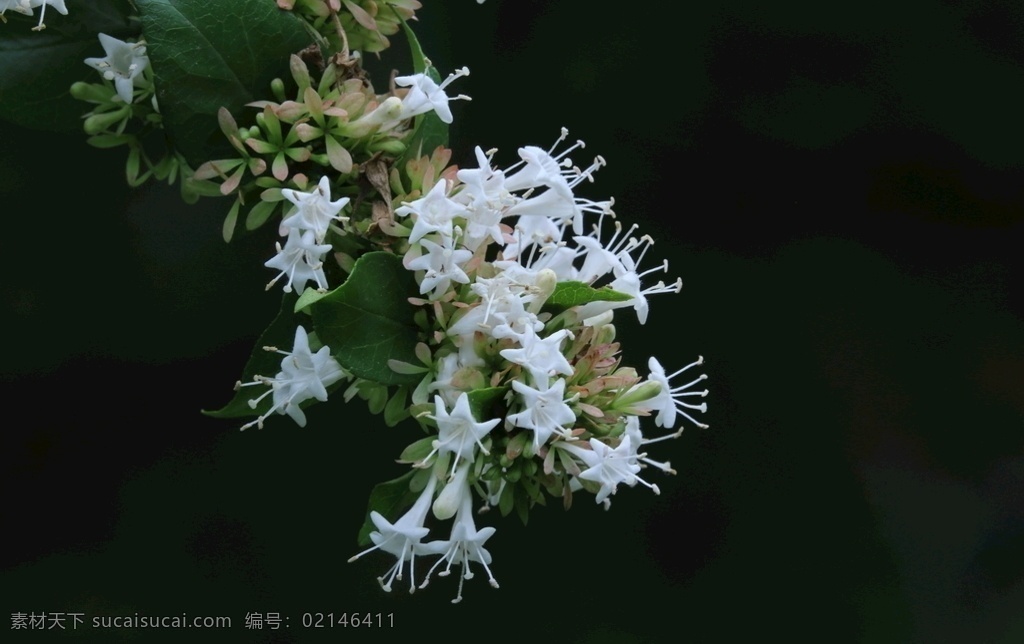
[
  {"xmin": 498, "ymin": 327, "xmax": 573, "ymax": 388},
  {"xmin": 263, "ymin": 228, "xmax": 333, "ymax": 293},
  {"xmin": 405, "ymin": 236, "xmax": 472, "ymax": 298},
  {"xmin": 428, "ymin": 393, "xmax": 499, "ymax": 471},
  {"xmin": 280, "ymin": 176, "xmax": 350, "ymax": 242},
  {"xmin": 566, "ymin": 436, "xmax": 659, "ymax": 506},
  {"xmin": 506, "ymin": 378, "xmax": 577, "ymax": 449},
  {"xmin": 646, "ymin": 356, "xmax": 709, "ymax": 429},
  {"xmin": 420, "ymin": 473, "xmax": 499, "ymax": 603},
  {"xmin": 348, "ymin": 475, "xmax": 438, "ymax": 593},
  {"xmin": 5, "ymin": 0, "xmax": 68, "ymax": 30},
  {"xmin": 84, "ymin": 33, "xmax": 149, "ymax": 103},
  {"xmin": 395, "ymin": 67, "xmax": 471, "ymax": 124},
  {"xmin": 395, "ymin": 179, "xmax": 462, "ymax": 244},
  {"xmin": 239, "ymin": 326, "xmax": 346, "ymax": 430}
]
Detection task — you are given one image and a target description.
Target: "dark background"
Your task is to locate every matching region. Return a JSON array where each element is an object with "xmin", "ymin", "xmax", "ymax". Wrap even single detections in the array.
[{"xmin": 3, "ymin": 0, "xmax": 1023, "ymax": 641}]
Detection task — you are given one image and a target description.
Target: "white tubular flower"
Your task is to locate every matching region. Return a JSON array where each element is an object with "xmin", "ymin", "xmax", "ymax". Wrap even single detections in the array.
[
  {"xmin": 84, "ymin": 34, "xmax": 149, "ymax": 103},
  {"xmin": 239, "ymin": 326, "xmax": 346, "ymax": 430},
  {"xmin": 506, "ymin": 378, "xmax": 577, "ymax": 450},
  {"xmin": 564, "ymin": 436, "xmax": 659, "ymax": 507},
  {"xmin": 395, "ymin": 67, "xmax": 471, "ymax": 124},
  {"xmin": 427, "ymin": 393, "xmax": 500, "ymax": 472},
  {"xmin": 12, "ymin": 0, "xmax": 68, "ymax": 30},
  {"xmin": 498, "ymin": 326, "xmax": 573, "ymax": 388},
  {"xmin": 420, "ymin": 474, "xmax": 499, "ymax": 603},
  {"xmin": 395, "ymin": 179, "xmax": 462, "ymax": 244},
  {"xmin": 348, "ymin": 474, "xmax": 439, "ymax": 593},
  {"xmin": 0, "ymin": 1, "xmax": 32, "ymax": 19},
  {"xmin": 263, "ymin": 228, "xmax": 333, "ymax": 293},
  {"xmin": 280, "ymin": 176, "xmax": 350, "ymax": 242},
  {"xmin": 405, "ymin": 236, "xmax": 472, "ymax": 298},
  {"xmin": 646, "ymin": 356, "xmax": 709, "ymax": 429}
]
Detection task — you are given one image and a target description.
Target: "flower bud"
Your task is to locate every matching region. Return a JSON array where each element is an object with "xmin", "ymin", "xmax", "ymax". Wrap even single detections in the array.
[{"xmin": 84, "ymin": 107, "xmax": 130, "ymax": 135}]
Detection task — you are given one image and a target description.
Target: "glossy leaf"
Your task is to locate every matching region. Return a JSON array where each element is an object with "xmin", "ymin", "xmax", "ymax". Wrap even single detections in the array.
[
  {"xmin": 310, "ymin": 252, "xmax": 421, "ymax": 386},
  {"xmin": 356, "ymin": 471, "xmax": 417, "ymax": 546},
  {"xmin": 202, "ymin": 292, "xmax": 298, "ymax": 419},
  {"xmin": 135, "ymin": 0, "xmax": 311, "ymax": 166}
]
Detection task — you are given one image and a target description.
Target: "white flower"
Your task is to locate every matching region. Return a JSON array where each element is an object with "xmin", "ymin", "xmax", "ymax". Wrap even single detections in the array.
[
  {"xmin": 420, "ymin": 472, "xmax": 499, "ymax": 603},
  {"xmin": 395, "ymin": 67, "xmax": 471, "ymax": 124},
  {"xmin": 84, "ymin": 33, "xmax": 148, "ymax": 103},
  {"xmin": 395, "ymin": 179, "xmax": 463, "ymax": 244},
  {"xmin": 426, "ymin": 393, "xmax": 500, "ymax": 472},
  {"xmin": 404, "ymin": 236, "xmax": 472, "ymax": 298},
  {"xmin": 348, "ymin": 474, "xmax": 439, "ymax": 593},
  {"xmin": 280, "ymin": 176, "xmax": 350, "ymax": 242},
  {"xmin": 506, "ymin": 378, "xmax": 577, "ymax": 449},
  {"xmin": 6, "ymin": 0, "xmax": 68, "ymax": 31},
  {"xmin": 0, "ymin": 1, "xmax": 32, "ymax": 19},
  {"xmin": 239, "ymin": 326, "xmax": 346, "ymax": 430},
  {"xmin": 263, "ymin": 228, "xmax": 333, "ymax": 293},
  {"xmin": 564, "ymin": 436, "xmax": 659, "ymax": 507},
  {"xmin": 646, "ymin": 356, "xmax": 709, "ymax": 429},
  {"xmin": 498, "ymin": 326, "xmax": 573, "ymax": 388}
]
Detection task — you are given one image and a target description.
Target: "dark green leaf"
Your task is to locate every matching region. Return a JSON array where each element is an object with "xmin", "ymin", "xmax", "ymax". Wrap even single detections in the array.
[
  {"xmin": 202, "ymin": 292, "xmax": 298, "ymax": 419},
  {"xmin": 357, "ymin": 470, "xmax": 417, "ymax": 546},
  {"xmin": 0, "ymin": 1, "xmax": 136, "ymax": 131},
  {"xmin": 310, "ymin": 252, "xmax": 421, "ymax": 386},
  {"xmin": 544, "ymin": 280, "xmax": 632, "ymax": 313},
  {"xmin": 135, "ymin": 0, "xmax": 311, "ymax": 166},
  {"xmin": 466, "ymin": 386, "xmax": 507, "ymax": 421}
]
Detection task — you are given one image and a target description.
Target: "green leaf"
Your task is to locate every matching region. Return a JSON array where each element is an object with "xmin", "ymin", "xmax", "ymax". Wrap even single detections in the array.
[
  {"xmin": 357, "ymin": 471, "xmax": 417, "ymax": 546},
  {"xmin": 202, "ymin": 292, "xmax": 298, "ymax": 419},
  {"xmin": 0, "ymin": 1, "xmax": 136, "ymax": 131},
  {"xmin": 293, "ymin": 286, "xmax": 327, "ymax": 314},
  {"xmin": 135, "ymin": 0, "xmax": 311, "ymax": 166},
  {"xmin": 466, "ymin": 387, "xmax": 507, "ymax": 421},
  {"xmin": 310, "ymin": 252, "xmax": 421, "ymax": 386},
  {"xmin": 543, "ymin": 281, "xmax": 632, "ymax": 313}
]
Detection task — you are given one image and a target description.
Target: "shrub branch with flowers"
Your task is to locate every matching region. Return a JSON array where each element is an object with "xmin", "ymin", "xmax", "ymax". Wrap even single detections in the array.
[{"xmin": 1, "ymin": 0, "xmax": 708, "ymax": 603}]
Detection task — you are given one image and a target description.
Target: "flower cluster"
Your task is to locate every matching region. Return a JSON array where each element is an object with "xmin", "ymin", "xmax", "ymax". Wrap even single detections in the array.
[
  {"xmin": 0, "ymin": 0, "xmax": 67, "ymax": 31},
  {"xmin": 201, "ymin": 2, "xmax": 708, "ymax": 603}
]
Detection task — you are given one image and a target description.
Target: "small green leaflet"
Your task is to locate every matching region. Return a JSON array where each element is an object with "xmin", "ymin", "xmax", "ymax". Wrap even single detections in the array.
[{"xmin": 543, "ymin": 281, "xmax": 632, "ymax": 313}]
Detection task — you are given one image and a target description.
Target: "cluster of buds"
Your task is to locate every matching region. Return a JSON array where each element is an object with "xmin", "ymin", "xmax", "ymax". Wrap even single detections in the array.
[
  {"xmin": 192, "ymin": 51, "xmax": 468, "ymax": 244},
  {"xmin": 69, "ymin": 33, "xmax": 205, "ymax": 200},
  {"xmin": 277, "ymin": 0, "xmax": 421, "ymax": 54}
]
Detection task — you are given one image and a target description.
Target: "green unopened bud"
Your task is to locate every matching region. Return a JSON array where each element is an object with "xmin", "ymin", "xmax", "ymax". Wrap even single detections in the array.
[
  {"xmin": 70, "ymin": 81, "xmax": 111, "ymax": 103},
  {"xmin": 83, "ymin": 107, "xmax": 130, "ymax": 135},
  {"xmin": 270, "ymin": 77, "xmax": 286, "ymax": 102},
  {"xmin": 596, "ymin": 322, "xmax": 617, "ymax": 345},
  {"xmin": 367, "ymin": 139, "xmax": 407, "ymax": 155},
  {"xmin": 615, "ymin": 380, "xmax": 662, "ymax": 408}
]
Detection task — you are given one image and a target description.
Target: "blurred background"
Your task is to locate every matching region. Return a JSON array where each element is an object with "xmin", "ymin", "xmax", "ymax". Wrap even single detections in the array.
[{"xmin": 2, "ymin": 0, "xmax": 1023, "ymax": 641}]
